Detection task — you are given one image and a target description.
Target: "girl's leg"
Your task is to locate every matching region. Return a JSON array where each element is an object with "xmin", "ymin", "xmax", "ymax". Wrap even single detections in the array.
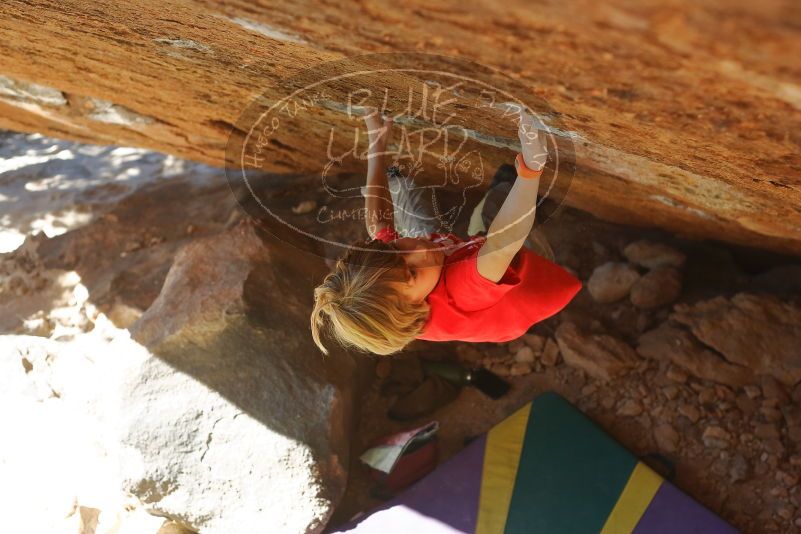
[
  {"xmin": 387, "ymin": 168, "xmax": 440, "ymax": 238},
  {"xmin": 470, "ymin": 170, "xmax": 555, "ymax": 261}
]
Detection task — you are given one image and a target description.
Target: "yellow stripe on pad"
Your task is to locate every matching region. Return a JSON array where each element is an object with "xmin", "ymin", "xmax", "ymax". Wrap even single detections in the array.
[
  {"xmin": 600, "ymin": 461, "xmax": 664, "ymax": 534},
  {"xmin": 476, "ymin": 403, "xmax": 532, "ymax": 534}
]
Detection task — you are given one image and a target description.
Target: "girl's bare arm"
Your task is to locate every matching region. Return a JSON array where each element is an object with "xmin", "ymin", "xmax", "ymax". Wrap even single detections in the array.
[
  {"xmin": 363, "ymin": 111, "xmax": 395, "ymax": 238},
  {"xmin": 477, "ymin": 109, "xmax": 548, "ymax": 282}
]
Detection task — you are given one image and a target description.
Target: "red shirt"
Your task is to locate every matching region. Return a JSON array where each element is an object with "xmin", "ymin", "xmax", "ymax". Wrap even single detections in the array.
[{"xmin": 373, "ymin": 227, "xmax": 582, "ymax": 342}]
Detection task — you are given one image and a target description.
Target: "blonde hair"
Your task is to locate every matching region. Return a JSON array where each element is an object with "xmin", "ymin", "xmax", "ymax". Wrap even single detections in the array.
[{"xmin": 311, "ymin": 238, "xmax": 430, "ymax": 356}]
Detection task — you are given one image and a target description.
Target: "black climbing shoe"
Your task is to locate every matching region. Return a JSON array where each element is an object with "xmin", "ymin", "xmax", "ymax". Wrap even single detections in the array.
[{"xmin": 489, "ymin": 163, "xmax": 516, "ymax": 189}]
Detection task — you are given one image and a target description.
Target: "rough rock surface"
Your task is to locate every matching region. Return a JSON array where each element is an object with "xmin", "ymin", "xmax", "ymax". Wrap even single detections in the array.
[
  {"xmin": 0, "ymin": 1, "xmax": 800, "ymax": 255},
  {"xmin": 624, "ymin": 240, "xmax": 686, "ymax": 270},
  {"xmin": 124, "ymin": 220, "xmax": 355, "ymax": 533},
  {"xmin": 555, "ymin": 321, "xmax": 639, "ymax": 381},
  {"xmin": 672, "ymin": 294, "xmax": 801, "ymax": 387},
  {"xmin": 636, "ymin": 324, "xmax": 752, "ymax": 387}
]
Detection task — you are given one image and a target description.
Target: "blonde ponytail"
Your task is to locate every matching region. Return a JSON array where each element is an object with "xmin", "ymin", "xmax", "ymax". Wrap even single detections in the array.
[{"xmin": 310, "ymin": 239, "xmax": 430, "ymax": 356}]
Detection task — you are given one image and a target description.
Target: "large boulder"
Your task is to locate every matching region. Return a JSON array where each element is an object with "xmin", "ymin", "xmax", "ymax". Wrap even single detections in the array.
[
  {"xmin": 0, "ymin": 332, "xmax": 172, "ymax": 534},
  {"xmin": 671, "ymin": 293, "xmax": 801, "ymax": 387},
  {"xmin": 122, "ymin": 219, "xmax": 357, "ymax": 533},
  {"xmin": 0, "ymin": 2, "xmax": 800, "ymax": 256}
]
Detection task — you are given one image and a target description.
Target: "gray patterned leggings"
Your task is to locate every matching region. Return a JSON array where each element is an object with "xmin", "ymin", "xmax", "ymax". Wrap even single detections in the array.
[{"xmin": 387, "ymin": 172, "xmax": 554, "ymax": 261}]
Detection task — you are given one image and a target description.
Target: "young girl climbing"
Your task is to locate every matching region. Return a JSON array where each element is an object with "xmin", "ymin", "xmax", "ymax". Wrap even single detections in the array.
[{"xmin": 310, "ymin": 107, "xmax": 582, "ymax": 355}]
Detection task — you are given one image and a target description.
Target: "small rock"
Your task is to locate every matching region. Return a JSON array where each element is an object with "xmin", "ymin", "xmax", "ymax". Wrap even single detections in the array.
[
  {"xmin": 587, "ymin": 262, "xmax": 641, "ymax": 303},
  {"xmin": 509, "ymin": 362, "xmax": 533, "ymax": 376},
  {"xmin": 710, "ymin": 459, "xmax": 728, "ymax": 477},
  {"xmin": 540, "ymin": 338, "xmax": 560, "ymax": 366},
  {"xmin": 678, "ymin": 403, "xmax": 701, "ymax": 423},
  {"xmin": 744, "ymin": 385, "xmax": 762, "ymax": 399},
  {"xmin": 291, "ymin": 200, "xmax": 317, "ymax": 214},
  {"xmin": 630, "ymin": 267, "xmax": 683, "ymax": 309},
  {"xmin": 623, "ymin": 240, "xmax": 686, "ymax": 270},
  {"xmin": 654, "ymin": 423, "xmax": 680, "ymax": 452},
  {"xmin": 666, "ymin": 366, "xmax": 688, "ymax": 383},
  {"xmin": 699, "ymin": 388, "xmax": 716, "ymax": 405},
  {"xmin": 581, "ymin": 383, "xmax": 598, "ymax": 397},
  {"xmin": 601, "ymin": 395, "xmax": 615, "ymax": 410},
  {"xmin": 483, "ymin": 345, "xmax": 508, "ymax": 364},
  {"xmin": 788, "ymin": 425, "xmax": 801, "ymax": 444},
  {"xmin": 729, "ymin": 454, "xmax": 749, "ymax": 482},
  {"xmin": 714, "ymin": 385, "xmax": 735, "ymax": 401},
  {"xmin": 521, "ymin": 334, "xmax": 545, "ymax": 352},
  {"xmin": 513, "ymin": 346, "xmax": 535, "ymax": 364},
  {"xmin": 490, "ymin": 363, "xmax": 512, "ymax": 378},
  {"xmin": 617, "ymin": 399, "xmax": 643, "ymax": 417},
  {"xmin": 555, "ymin": 322, "xmax": 639, "ymax": 382},
  {"xmin": 507, "ymin": 339, "xmax": 524, "ymax": 355},
  {"xmin": 663, "ymin": 385, "xmax": 679, "ymax": 401},
  {"xmin": 702, "ymin": 426, "xmax": 731, "ymax": 448},
  {"xmin": 761, "ymin": 375, "xmax": 790, "ymax": 403},
  {"xmin": 754, "ymin": 423, "xmax": 780, "ymax": 440}
]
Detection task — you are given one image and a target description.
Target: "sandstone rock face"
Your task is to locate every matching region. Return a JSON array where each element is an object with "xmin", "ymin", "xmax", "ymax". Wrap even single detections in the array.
[
  {"xmin": 124, "ymin": 220, "xmax": 355, "ymax": 533},
  {"xmin": 555, "ymin": 321, "xmax": 638, "ymax": 381},
  {"xmin": 671, "ymin": 294, "xmax": 801, "ymax": 387},
  {"xmin": 0, "ymin": 1, "xmax": 800, "ymax": 256},
  {"xmin": 587, "ymin": 261, "xmax": 641, "ymax": 303}
]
